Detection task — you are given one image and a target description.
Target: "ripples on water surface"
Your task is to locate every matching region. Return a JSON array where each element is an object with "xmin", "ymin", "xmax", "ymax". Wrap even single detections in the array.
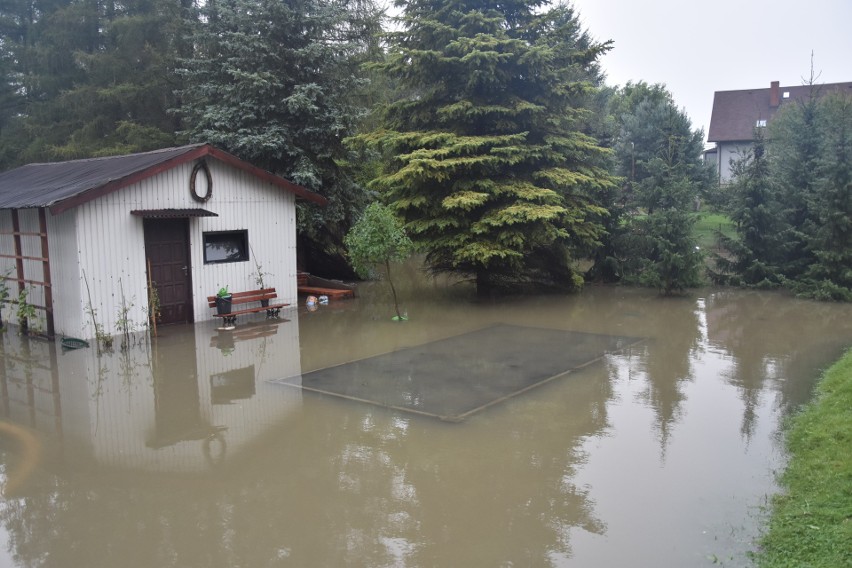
[{"xmin": 0, "ymin": 272, "xmax": 850, "ymax": 567}]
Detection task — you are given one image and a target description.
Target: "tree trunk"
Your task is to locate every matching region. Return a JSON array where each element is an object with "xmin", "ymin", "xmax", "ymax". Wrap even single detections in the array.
[
  {"xmin": 385, "ymin": 259, "xmax": 403, "ymax": 320},
  {"xmin": 475, "ymin": 269, "xmax": 494, "ymax": 298}
]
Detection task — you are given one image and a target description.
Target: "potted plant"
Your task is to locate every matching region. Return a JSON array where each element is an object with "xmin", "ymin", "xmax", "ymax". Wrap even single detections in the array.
[{"xmin": 215, "ymin": 286, "xmax": 232, "ymax": 315}]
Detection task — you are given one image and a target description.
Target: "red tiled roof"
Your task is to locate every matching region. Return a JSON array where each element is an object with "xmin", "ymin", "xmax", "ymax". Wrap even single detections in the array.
[{"xmin": 707, "ymin": 82, "xmax": 852, "ymax": 142}]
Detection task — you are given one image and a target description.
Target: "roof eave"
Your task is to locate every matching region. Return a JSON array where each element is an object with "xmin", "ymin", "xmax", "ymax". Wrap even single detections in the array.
[
  {"xmin": 48, "ymin": 144, "xmax": 327, "ymax": 215},
  {"xmin": 205, "ymin": 146, "xmax": 328, "ymax": 207}
]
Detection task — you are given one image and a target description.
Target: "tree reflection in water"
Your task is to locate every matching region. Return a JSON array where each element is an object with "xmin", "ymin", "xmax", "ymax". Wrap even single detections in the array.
[{"xmin": 0, "ymin": 283, "xmax": 850, "ymax": 567}]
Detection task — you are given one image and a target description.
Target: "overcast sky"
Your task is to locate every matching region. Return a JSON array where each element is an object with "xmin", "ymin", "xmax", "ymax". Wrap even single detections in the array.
[{"xmin": 572, "ymin": 0, "xmax": 852, "ymax": 145}]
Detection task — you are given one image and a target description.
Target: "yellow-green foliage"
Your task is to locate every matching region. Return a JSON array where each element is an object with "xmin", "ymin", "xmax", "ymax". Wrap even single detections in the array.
[{"xmin": 353, "ymin": 0, "xmax": 617, "ymax": 289}]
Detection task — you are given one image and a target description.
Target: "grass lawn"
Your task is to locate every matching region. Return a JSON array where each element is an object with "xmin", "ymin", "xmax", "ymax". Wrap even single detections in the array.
[
  {"xmin": 753, "ymin": 348, "xmax": 852, "ymax": 567},
  {"xmin": 692, "ymin": 211, "xmax": 736, "ymax": 249}
]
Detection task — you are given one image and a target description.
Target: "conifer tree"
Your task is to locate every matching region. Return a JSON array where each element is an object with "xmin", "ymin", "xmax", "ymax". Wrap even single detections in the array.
[
  {"xmin": 709, "ymin": 128, "xmax": 781, "ymax": 287},
  {"xmin": 769, "ymin": 89, "xmax": 823, "ymax": 281},
  {"xmin": 793, "ymin": 92, "xmax": 852, "ymax": 300},
  {"xmin": 764, "ymin": 86, "xmax": 852, "ymax": 300},
  {"xmin": 357, "ymin": 0, "xmax": 615, "ymax": 293},
  {"xmin": 0, "ymin": 0, "xmax": 190, "ymax": 166},
  {"xmin": 178, "ymin": 0, "xmax": 383, "ymax": 275},
  {"xmin": 594, "ymin": 83, "xmax": 710, "ymax": 292}
]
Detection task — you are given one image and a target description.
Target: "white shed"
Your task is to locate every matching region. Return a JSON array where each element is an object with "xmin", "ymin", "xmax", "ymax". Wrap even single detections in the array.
[{"xmin": 0, "ymin": 144, "xmax": 326, "ymax": 338}]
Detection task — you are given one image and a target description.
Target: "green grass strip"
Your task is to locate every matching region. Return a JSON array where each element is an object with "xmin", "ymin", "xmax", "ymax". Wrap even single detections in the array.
[
  {"xmin": 692, "ymin": 211, "xmax": 736, "ymax": 249},
  {"xmin": 754, "ymin": 348, "xmax": 852, "ymax": 567}
]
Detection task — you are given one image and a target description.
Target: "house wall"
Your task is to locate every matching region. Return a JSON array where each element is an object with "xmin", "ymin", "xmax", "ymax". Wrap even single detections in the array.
[
  {"xmin": 718, "ymin": 141, "xmax": 753, "ymax": 183},
  {"xmin": 59, "ymin": 158, "xmax": 298, "ymax": 339}
]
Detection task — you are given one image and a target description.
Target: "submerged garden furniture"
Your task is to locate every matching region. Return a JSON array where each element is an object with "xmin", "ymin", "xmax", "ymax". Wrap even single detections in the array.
[{"xmin": 207, "ymin": 287, "xmax": 287, "ymax": 326}]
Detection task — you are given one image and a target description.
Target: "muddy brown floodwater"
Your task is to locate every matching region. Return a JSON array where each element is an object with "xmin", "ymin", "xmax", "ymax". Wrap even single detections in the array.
[{"xmin": 0, "ymin": 270, "xmax": 851, "ymax": 568}]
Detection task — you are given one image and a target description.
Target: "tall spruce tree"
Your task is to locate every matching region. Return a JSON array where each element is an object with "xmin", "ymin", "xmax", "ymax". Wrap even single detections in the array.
[
  {"xmin": 793, "ymin": 92, "xmax": 852, "ymax": 300},
  {"xmin": 594, "ymin": 83, "xmax": 710, "ymax": 292},
  {"xmin": 357, "ymin": 0, "xmax": 615, "ymax": 293},
  {"xmin": 769, "ymin": 90, "xmax": 822, "ymax": 281},
  {"xmin": 0, "ymin": 0, "xmax": 190, "ymax": 167},
  {"xmin": 177, "ymin": 0, "xmax": 383, "ymax": 275},
  {"xmin": 710, "ymin": 128, "xmax": 780, "ymax": 287},
  {"xmin": 708, "ymin": 79, "xmax": 851, "ymax": 301}
]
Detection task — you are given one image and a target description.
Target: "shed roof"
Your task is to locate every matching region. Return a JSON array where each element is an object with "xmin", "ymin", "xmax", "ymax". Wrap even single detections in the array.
[
  {"xmin": 707, "ymin": 81, "xmax": 852, "ymax": 143},
  {"xmin": 0, "ymin": 143, "xmax": 327, "ymax": 214}
]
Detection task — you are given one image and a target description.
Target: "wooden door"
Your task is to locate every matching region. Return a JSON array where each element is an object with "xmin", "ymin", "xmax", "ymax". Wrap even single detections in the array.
[{"xmin": 144, "ymin": 219, "xmax": 194, "ymax": 326}]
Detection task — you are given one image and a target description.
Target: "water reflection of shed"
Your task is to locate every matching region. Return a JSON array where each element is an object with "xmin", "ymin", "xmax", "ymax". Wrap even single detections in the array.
[
  {"xmin": 0, "ymin": 144, "xmax": 325, "ymax": 338},
  {"xmin": 0, "ymin": 315, "xmax": 303, "ymax": 474}
]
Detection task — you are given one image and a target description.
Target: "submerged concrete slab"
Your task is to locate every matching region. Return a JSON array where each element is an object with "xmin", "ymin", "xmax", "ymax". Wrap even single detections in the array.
[{"xmin": 273, "ymin": 324, "xmax": 642, "ymax": 422}]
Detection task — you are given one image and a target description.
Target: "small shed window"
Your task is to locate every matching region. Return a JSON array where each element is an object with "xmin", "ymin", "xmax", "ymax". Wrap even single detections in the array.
[
  {"xmin": 204, "ymin": 230, "xmax": 249, "ymax": 264},
  {"xmin": 756, "ymin": 119, "xmax": 767, "ymax": 128}
]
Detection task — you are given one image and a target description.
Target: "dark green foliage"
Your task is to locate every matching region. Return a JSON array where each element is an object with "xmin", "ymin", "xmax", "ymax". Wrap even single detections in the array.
[
  {"xmin": 616, "ymin": 209, "xmax": 703, "ymax": 295},
  {"xmin": 594, "ymin": 82, "xmax": 710, "ymax": 293},
  {"xmin": 769, "ymin": 88, "xmax": 823, "ymax": 281},
  {"xmin": 610, "ymin": 84, "xmax": 704, "ymax": 201},
  {"xmin": 0, "ymin": 0, "xmax": 190, "ymax": 167},
  {"xmin": 796, "ymin": 93, "xmax": 852, "ymax": 298},
  {"xmin": 709, "ymin": 128, "xmax": 782, "ymax": 288},
  {"xmin": 177, "ymin": 0, "xmax": 383, "ymax": 273},
  {"xmin": 356, "ymin": 0, "xmax": 616, "ymax": 294},
  {"xmin": 719, "ymin": 88, "xmax": 852, "ymax": 301}
]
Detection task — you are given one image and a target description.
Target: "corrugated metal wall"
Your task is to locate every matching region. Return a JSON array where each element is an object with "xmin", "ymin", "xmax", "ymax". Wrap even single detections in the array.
[
  {"xmin": 47, "ymin": 209, "xmax": 84, "ymax": 336},
  {"xmin": 188, "ymin": 161, "xmax": 299, "ymax": 320},
  {"xmin": 68, "ymin": 159, "xmax": 299, "ymax": 339},
  {"xmin": 48, "ymin": 314, "xmax": 303, "ymax": 474}
]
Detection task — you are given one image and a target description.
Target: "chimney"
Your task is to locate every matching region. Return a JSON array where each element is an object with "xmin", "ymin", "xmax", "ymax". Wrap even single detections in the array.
[{"xmin": 770, "ymin": 81, "xmax": 780, "ymax": 108}]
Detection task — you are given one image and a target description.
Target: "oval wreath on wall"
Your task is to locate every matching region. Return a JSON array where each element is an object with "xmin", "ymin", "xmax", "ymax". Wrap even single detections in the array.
[{"xmin": 190, "ymin": 160, "xmax": 213, "ymax": 202}]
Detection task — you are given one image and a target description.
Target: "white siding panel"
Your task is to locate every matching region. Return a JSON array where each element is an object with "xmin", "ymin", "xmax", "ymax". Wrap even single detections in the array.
[
  {"xmin": 69, "ymin": 158, "xmax": 298, "ymax": 337},
  {"xmin": 76, "ymin": 190, "xmax": 149, "ymax": 339},
  {"xmin": 46, "ymin": 209, "xmax": 84, "ymax": 337},
  {"xmin": 191, "ymin": 161, "xmax": 299, "ymax": 321},
  {"xmin": 43, "ymin": 315, "xmax": 303, "ymax": 474},
  {"xmin": 0, "ymin": 209, "xmax": 15, "ymax": 326},
  {"xmin": 719, "ymin": 142, "xmax": 752, "ymax": 183}
]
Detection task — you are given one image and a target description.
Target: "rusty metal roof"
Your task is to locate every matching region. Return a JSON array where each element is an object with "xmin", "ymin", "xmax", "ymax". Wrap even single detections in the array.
[{"xmin": 0, "ymin": 143, "xmax": 327, "ymax": 214}]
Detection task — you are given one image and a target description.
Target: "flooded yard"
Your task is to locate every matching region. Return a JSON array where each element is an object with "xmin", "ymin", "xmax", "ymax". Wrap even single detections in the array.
[{"xmin": 1, "ymin": 272, "xmax": 851, "ymax": 567}]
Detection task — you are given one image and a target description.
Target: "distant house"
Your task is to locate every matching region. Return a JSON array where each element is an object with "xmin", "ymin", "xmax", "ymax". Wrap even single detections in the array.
[
  {"xmin": 706, "ymin": 80, "xmax": 852, "ymax": 182},
  {"xmin": 0, "ymin": 144, "xmax": 326, "ymax": 338}
]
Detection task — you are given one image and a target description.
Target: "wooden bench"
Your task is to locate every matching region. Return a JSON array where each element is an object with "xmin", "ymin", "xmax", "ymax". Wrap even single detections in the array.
[{"xmin": 207, "ymin": 288, "xmax": 288, "ymax": 326}]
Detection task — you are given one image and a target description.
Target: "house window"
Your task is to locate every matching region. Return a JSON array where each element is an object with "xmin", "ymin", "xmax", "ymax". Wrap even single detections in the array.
[
  {"xmin": 756, "ymin": 119, "xmax": 767, "ymax": 128},
  {"xmin": 203, "ymin": 230, "xmax": 249, "ymax": 264},
  {"xmin": 783, "ymin": 91, "xmax": 790, "ymax": 99}
]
